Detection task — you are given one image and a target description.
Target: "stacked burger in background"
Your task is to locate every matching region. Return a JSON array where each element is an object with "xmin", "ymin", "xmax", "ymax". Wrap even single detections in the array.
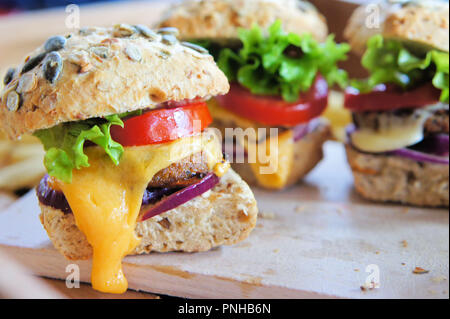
[
  {"xmin": 157, "ymin": 0, "xmax": 350, "ymax": 190},
  {"xmin": 344, "ymin": 0, "xmax": 449, "ymax": 207}
]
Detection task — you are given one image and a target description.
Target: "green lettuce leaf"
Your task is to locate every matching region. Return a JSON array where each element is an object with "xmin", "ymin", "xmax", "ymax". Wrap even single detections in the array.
[
  {"xmin": 34, "ymin": 114, "xmax": 126, "ymax": 183},
  {"xmin": 214, "ymin": 20, "xmax": 349, "ymax": 102},
  {"xmin": 351, "ymin": 34, "xmax": 449, "ymax": 103}
]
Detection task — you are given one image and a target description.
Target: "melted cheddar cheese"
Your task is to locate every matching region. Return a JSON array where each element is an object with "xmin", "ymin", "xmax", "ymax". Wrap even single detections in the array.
[
  {"xmin": 244, "ymin": 130, "xmax": 294, "ymax": 190},
  {"xmin": 213, "ymin": 160, "xmax": 231, "ymax": 177},
  {"xmin": 208, "ymin": 98, "xmax": 296, "ymax": 189},
  {"xmin": 56, "ymin": 132, "xmax": 223, "ymax": 293}
]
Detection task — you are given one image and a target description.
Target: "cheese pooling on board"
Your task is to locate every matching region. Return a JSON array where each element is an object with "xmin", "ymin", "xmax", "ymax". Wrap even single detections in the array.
[{"xmin": 55, "ymin": 132, "xmax": 223, "ymax": 293}]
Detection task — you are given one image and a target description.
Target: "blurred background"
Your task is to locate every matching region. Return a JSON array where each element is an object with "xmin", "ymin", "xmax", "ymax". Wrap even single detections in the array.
[{"xmin": 0, "ymin": 0, "xmax": 128, "ymax": 12}]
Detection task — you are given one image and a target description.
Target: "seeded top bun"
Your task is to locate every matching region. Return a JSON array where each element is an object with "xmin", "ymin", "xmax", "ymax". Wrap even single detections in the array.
[
  {"xmin": 156, "ymin": 0, "xmax": 328, "ymax": 43},
  {"xmin": 344, "ymin": 0, "xmax": 449, "ymax": 55},
  {"xmin": 0, "ymin": 25, "xmax": 229, "ymax": 139}
]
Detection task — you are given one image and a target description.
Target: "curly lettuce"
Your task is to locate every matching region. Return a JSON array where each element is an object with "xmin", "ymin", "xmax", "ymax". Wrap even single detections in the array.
[
  {"xmin": 34, "ymin": 115, "xmax": 126, "ymax": 183},
  {"xmin": 351, "ymin": 34, "xmax": 449, "ymax": 103},
  {"xmin": 203, "ymin": 20, "xmax": 349, "ymax": 102}
]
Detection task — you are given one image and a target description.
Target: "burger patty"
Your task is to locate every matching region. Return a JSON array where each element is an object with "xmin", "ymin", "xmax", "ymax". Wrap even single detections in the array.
[
  {"xmin": 40, "ymin": 152, "xmax": 213, "ymax": 214},
  {"xmin": 148, "ymin": 152, "xmax": 210, "ymax": 188},
  {"xmin": 424, "ymin": 107, "xmax": 449, "ymax": 135},
  {"xmin": 353, "ymin": 103, "xmax": 449, "ymax": 135}
]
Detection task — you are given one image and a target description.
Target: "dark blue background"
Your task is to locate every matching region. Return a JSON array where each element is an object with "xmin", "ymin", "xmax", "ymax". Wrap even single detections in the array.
[{"xmin": 0, "ymin": 0, "xmax": 120, "ymax": 11}]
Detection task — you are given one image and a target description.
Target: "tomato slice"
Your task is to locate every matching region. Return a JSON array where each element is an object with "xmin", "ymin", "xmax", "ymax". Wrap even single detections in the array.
[
  {"xmin": 215, "ymin": 75, "xmax": 329, "ymax": 126},
  {"xmin": 110, "ymin": 101, "xmax": 212, "ymax": 146},
  {"xmin": 344, "ymin": 82, "xmax": 441, "ymax": 112}
]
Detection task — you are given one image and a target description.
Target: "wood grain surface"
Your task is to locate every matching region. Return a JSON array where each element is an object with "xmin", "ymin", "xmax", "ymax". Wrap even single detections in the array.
[
  {"xmin": 0, "ymin": 142, "xmax": 448, "ymax": 299},
  {"xmin": 41, "ymin": 278, "xmax": 160, "ymax": 299},
  {"xmin": 0, "ymin": 249, "xmax": 64, "ymax": 298}
]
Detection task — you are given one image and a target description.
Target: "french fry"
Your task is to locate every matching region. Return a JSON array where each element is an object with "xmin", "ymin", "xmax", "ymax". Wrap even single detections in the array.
[
  {"xmin": 0, "ymin": 157, "xmax": 45, "ymax": 191},
  {"xmin": 0, "ymin": 142, "xmax": 12, "ymax": 166},
  {"xmin": 9, "ymin": 144, "xmax": 45, "ymax": 163},
  {"xmin": 0, "ymin": 134, "xmax": 45, "ymax": 192}
]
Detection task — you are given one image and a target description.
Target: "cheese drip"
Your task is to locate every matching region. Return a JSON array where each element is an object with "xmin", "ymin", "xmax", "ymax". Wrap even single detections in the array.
[{"xmin": 56, "ymin": 131, "xmax": 223, "ymax": 293}]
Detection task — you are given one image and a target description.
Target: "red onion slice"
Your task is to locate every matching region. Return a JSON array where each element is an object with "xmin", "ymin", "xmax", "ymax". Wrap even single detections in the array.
[
  {"xmin": 407, "ymin": 134, "xmax": 449, "ymax": 157},
  {"xmin": 429, "ymin": 134, "xmax": 449, "ymax": 156},
  {"xmin": 293, "ymin": 118, "xmax": 321, "ymax": 142},
  {"xmin": 346, "ymin": 125, "xmax": 449, "ymax": 165},
  {"xmin": 36, "ymin": 175, "xmax": 72, "ymax": 214},
  {"xmin": 437, "ymin": 134, "xmax": 450, "ymax": 144},
  {"xmin": 389, "ymin": 148, "xmax": 449, "ymax": 165},
  {"xmin": 37, "ymin": 173, "xmax": 221, "ymax": 222},
  {"xmin": 142, "ymin": 187, "xmax": 180, "ymax": 206},
  {"xmin": 140, "ymin": 173, "xmax": 220, "ymax": 222},
  {"xmin": 37, "ymin": 175, "xmax": 185, "ymax": 213}
]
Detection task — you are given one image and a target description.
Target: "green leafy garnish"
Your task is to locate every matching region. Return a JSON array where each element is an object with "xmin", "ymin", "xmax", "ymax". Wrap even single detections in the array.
[
  {"xmin": 34, "ymin": 114, "xmax": 126, "ymax": 183},
  {"xmin": 351, "ymin": 34, "xmax": 449, "ymax": 103},
  {"xmin": 213, "ymin": 20, "xmax": 350, "ymax": 102}
]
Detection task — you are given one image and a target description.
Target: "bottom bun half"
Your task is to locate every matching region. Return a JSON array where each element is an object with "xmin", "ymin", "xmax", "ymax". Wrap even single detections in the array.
[
  {"xmin": 346, "ymin": 145, "xmax": 449, "ymax": 207},
  {"xmin": 39, "ymin": 168, "xmax": 258, "ymax": 260}
]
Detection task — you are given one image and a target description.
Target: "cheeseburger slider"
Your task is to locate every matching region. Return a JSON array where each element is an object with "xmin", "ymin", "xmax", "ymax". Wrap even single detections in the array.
[
  {"xmin": 344, "ymin": 0, "xmax": 449, "ymax": 207},
  {"xmin": 157, "ymin": 0, "xmax": 350, "ymax": 190},
  {"xmin": 0, "ymin": 25, "xmax": 258, "ymax": 293}
]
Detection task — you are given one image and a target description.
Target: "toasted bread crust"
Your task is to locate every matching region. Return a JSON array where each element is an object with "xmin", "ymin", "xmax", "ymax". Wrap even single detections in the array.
[
  {"xmin": 0, "ymin": 25, "xmax": 229, "ymax": 139},
  {"xmin": 346, "ymin": 144, "xmax": 449, "ymax": 207},
  {"xmin": 344, "ymin": 1, "xmax": 449, "ymax": 55},
  {"xmin": 156, "ymin": 0, "xmax": 328, "ymax": 42},
  {"xmin": 39, "ymin": 168, "xmax": 258, "ymax": 260}
]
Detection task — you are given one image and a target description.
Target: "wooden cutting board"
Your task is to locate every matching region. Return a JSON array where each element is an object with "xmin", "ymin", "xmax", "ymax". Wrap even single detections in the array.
[{"xmin": 0, "ymin": 142, "xmax": 448, "ymax": 299}]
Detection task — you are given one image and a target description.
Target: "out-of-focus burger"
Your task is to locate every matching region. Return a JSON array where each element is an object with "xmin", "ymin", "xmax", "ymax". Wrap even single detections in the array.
[
  {"xmin": 344, "ymin": 0, "xmax": 449, "ymax": 207},
  {"xmin": 0, "ymin": 25, "xmax": 258, "ymax": 293},
  {"xmin": 157, "ymin": 0, "xmax": 350, "ymax": 190}
]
